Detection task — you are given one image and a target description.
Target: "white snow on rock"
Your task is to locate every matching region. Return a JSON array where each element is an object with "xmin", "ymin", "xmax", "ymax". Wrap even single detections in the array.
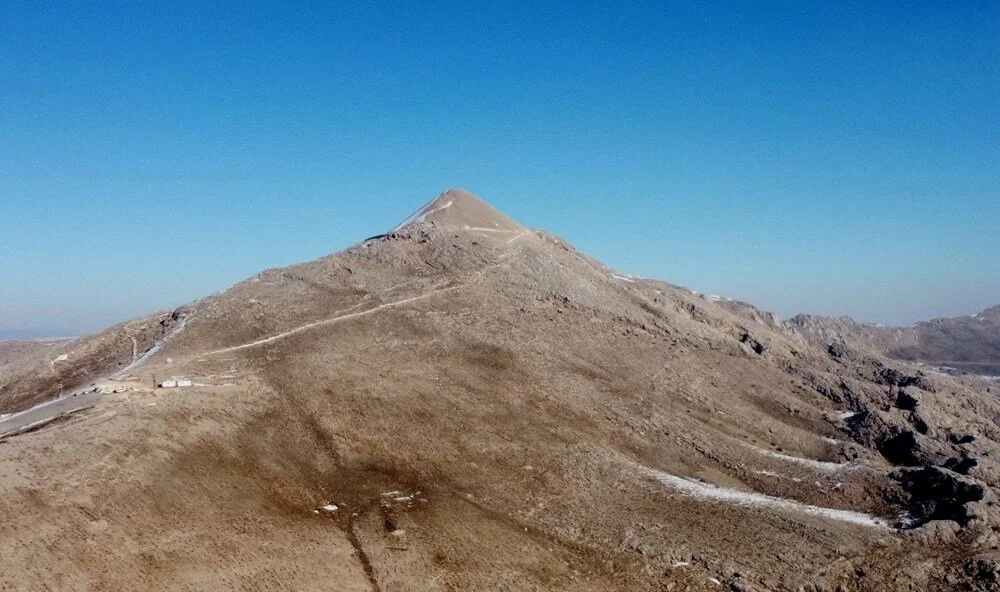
[
  {"xmin": 752, "ymin": 469, "xmax": 802, "ymax": 483},
  {"xmin": 54, "ymin": 354, "xmax": 69, "ymax": 362},
  {"xmin": 756, "ymin": 448, "xmax": 857, "ymax": 473},
  {"xmin": 392, "ymin": 199, "xmax": 454, "ymax": 231},
  {"xmin": 611, "ymin": 274, "xmax": 635, "ymax": 283},
  {"xmin": 462, "ymin": 226, "xmax": 519, "ymax": 233},
  {"xmin": 115, "ymin": 313, "xmax": 190, "ymax": 378},
  {"xmin": 644, "ymin": 467, "xmax": 889, "ymax": 529}
]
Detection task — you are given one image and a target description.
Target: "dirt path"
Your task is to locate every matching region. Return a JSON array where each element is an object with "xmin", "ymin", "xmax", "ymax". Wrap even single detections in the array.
[
  {"xmin": 201, "ymin": 283, "xmax": 464, "ymax": 357},
  {"xmin": 200, "ymin": 252, "xmax": 519, "ymax": 359}
]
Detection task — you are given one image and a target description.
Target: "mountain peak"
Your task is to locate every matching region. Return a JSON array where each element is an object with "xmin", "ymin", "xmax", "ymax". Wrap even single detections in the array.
[{"xmin": 391, "ymin": 189, "xmax": 525, "ymax": 233}]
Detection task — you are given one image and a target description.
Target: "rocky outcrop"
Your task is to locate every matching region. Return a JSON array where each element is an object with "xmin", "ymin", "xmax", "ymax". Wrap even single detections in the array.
[{"xmin": 787, "ymin": 307, "xmax": 1000, "ymax": 377}]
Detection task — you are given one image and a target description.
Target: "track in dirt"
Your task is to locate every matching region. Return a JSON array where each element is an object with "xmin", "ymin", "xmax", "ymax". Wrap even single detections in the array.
[
  {"xmin": 200, "ymin": 255, "xmax": 517, "ymax": 358},
  {"xmin": 202, "ymin": 283, "xmax": 464, "ymax": 357},
  {"xmin": 346, "ymin": 510, "xmax": 381, "ymax": 592}
]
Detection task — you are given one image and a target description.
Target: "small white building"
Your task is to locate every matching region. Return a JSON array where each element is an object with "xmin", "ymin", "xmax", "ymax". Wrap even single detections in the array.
[{"xmin": 160, "ymin": 377, "xmax": 196, "ymax": 388}]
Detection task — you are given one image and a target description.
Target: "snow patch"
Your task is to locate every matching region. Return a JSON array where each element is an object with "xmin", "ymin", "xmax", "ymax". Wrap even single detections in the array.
[
  {"xmin": 114, "ymin": 314, "xmax": 190, "ymax": 378},
  {"xmin": 644, "ymin": 468, "xmax": 889, "ymax": 529},
  {"xmin": 751, "ymin": 469, "xmax": 801, "ymax": 483},
  {"xmin": 462, "ymin": 226, "xmax": 519, "ymax": 233},
  {"xmin": 379, "ymin": 490, "xmax": 425, "ymax": 507},
  {"xmin": 611, "ymin": 274, "xmax": 635, "ymax": 283},
  {"xmin": 757, "ymin": 449, "xmax": 856, "ymax": 472},
  {"xmin": 392, "ymin": 199, "xmax": 453, "ymax": 231}
]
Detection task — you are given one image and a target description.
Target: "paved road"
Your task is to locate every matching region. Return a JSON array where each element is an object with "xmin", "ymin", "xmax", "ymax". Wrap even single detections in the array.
[{"xmin": 0, "ymin": 389, "xmax": 103, "ymax": 438}]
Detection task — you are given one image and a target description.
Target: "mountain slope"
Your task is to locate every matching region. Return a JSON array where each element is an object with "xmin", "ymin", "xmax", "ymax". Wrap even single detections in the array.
[
  {"xmin": 789, "ymin": 306, "xmax": 1000, "ymax": 376},
  {"xmin": 390, "ymin": 188, "xmax": 526, "ymax": 234},
  {"xmin": 0, "ymin": 312, "xmax": 188, "ymax": 414},
  {"xmin": 1, "ymin": 190, "xmax": 999, "ymax": 591}
]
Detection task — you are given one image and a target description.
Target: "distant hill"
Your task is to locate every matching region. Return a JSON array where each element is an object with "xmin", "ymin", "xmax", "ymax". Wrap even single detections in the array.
[
  {"xmin": 788, "ymin": 305, "xmax": 1000, "ymax": 376},
  {"xmin": 0, "ymin": 329, "xmax": 75, "ymax": 341}
]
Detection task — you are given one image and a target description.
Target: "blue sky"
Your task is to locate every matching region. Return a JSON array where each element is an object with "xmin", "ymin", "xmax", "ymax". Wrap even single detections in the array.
[{"xmin": 1, "ymin": 1, "xmax": 998, "ymax": 337}]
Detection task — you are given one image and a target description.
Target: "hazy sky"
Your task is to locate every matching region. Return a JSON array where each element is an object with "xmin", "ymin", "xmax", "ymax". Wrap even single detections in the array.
[{"xmin": 2, "ymin": 2, "xmax": 998, "ymax": 338}]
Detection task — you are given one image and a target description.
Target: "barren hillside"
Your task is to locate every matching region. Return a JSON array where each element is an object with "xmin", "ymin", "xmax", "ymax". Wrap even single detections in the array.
[{"xmin": 2, "ymin": 190, "xmax": 999, "ymax": 591}]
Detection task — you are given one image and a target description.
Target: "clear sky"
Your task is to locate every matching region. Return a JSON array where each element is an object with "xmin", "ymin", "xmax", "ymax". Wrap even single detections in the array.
[{"xmin": 2, "ymin": 1, "xmax": 998, "ymax": 338}]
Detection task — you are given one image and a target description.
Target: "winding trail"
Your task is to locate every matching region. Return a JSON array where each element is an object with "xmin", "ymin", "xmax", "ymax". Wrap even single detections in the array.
[
  {"xmin": 506, "ymin": 230, "xmax": 529, "ymax": 245},
  {"xmin": 201, "ymin": 249, "xmax": 519, "ymax": 358},
  {"xmin": 202, "ymin": 283, "xmax": 463, "ymax": 357},
  {"xmin": 1, "ymin": 248, "xmax": 518, "ymax": 440}
]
